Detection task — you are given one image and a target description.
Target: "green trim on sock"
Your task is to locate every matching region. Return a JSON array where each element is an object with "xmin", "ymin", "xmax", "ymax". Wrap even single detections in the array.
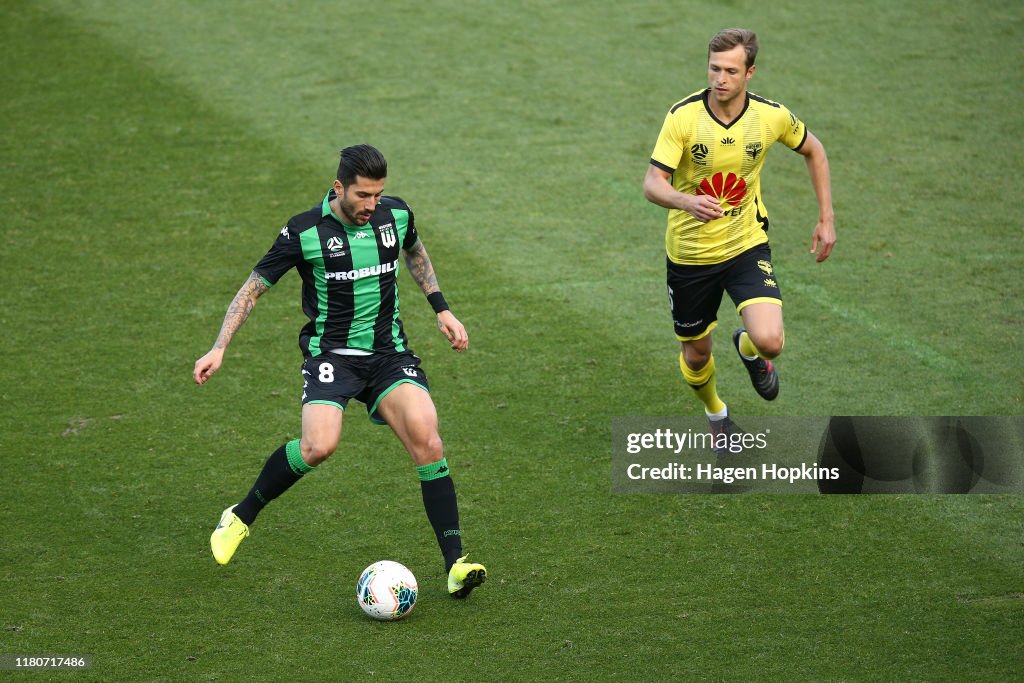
[
  {"xmin": 285, "ymin": 439, "xmax": 314, "ymax": 475},
  {"xmin": 416, "ymin": 458, "xmax": 450, "ymax": 481}
]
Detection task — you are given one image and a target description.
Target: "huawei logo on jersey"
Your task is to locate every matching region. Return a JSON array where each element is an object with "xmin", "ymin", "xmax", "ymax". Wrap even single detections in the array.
[{"xmin": 697, "ymin": 172, "xmax": 747, "ymax": 207}]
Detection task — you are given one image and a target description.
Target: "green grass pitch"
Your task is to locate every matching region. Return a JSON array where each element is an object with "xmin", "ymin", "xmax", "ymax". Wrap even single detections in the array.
[{"xmin": 1, "ymin": 0, "xmax": 1022, "ymax": 679}]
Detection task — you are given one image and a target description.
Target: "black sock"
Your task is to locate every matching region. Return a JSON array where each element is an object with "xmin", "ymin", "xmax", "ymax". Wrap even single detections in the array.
[
  {"xmin": 417, "ymin": 459, "xmax": 463, "ymax": 571},
  {"xmin": 234, "ymin": 440, "xmax": 314, "ymax": 525}
]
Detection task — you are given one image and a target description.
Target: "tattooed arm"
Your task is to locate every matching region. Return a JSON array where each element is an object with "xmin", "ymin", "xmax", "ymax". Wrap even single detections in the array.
[
  {"xmin": 403, "ymin": 240, "xmax": 469, "ymax": 352},
  {"xmin": 193, "ymin": 272, "xmax": 270, "ymax": 384},
  {"xmin": 402, "ymin": 239, "xmax": 441, "ymax": 296}
]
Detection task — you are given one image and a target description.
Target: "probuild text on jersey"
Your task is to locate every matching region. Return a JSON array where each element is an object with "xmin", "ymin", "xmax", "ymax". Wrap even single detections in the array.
[{"xmin": 324, "ymin": 260, "xmax": 399, "ymax": 281}]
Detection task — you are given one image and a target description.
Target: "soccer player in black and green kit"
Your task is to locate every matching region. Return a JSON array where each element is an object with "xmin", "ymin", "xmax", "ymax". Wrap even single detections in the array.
[{"xmin": 193, "ymin": 144, "xmax": 486, "ymax": 598}]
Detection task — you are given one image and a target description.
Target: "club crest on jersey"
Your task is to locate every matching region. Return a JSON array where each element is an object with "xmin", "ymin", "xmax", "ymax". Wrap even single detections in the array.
[
  {"xmin": 745, "ymin": 142, "xmax": 763, "ymax": 160},
  {"xmin": 378, "ymin": 223, "xmax": 397, "ymax": 248}
]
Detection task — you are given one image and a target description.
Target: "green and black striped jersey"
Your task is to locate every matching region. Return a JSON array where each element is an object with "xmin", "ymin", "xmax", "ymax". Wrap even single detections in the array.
[{"xmin": 254, "ymin": 190, "xmax": 419, "ymax": 357}]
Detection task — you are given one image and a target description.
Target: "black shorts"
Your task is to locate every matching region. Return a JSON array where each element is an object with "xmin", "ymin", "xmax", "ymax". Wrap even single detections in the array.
[
  {"xmin": 666, "ymin": 243, "xmax": 782, "ymax": 341},
  {"xmin": 301, "ymin": 351, "xmax": 430, "ymax": 424}
]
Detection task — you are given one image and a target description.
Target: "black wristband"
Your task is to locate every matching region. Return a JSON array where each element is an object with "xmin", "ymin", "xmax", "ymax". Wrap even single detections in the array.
[{"xmin": 427, "ymin": 291, "xmax": 449, "ymax": 314}]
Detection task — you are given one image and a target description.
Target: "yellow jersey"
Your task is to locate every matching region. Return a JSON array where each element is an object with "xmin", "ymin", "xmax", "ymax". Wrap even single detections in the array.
[{"xmin": 651, "ymin": 89, "xmax": 807, "ymax": 265}]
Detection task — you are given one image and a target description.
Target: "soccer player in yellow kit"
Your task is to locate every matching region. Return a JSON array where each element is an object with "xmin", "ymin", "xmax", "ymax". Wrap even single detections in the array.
[{"xmin": 643, "ymin": 28, "xmax": 835, "ymax": 444}]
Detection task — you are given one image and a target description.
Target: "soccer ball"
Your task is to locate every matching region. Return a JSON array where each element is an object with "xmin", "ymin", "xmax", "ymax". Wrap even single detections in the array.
[{"xmin": 356, "ymin": 561, "xmax": 418, "ymax": 620}]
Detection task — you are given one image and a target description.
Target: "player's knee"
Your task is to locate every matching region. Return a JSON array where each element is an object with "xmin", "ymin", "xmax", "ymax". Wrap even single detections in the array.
[
  {"xmin": 423, "ymin": 433, "xmax": 444, "ymax": 463},
  {"xmin": 682, "ymin": 346, "xmax": 711, "ymax": 370},
  {"xmin": 752, "ymin": 330, "xmax": 784, "ymax": 359},
  {"xmin": 413, "ymin": 433, "xmax": 444, "ymax": 466},
  {"xmin": 300, "ymin": 438, "xmax": 337, "ymax": 466}
]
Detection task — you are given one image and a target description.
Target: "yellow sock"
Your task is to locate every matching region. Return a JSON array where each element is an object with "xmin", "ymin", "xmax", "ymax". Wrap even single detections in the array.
[
  {"xmin": 738, "ymin": 331, "xmax": 760, "ymax": 358},
  {"xmin": 680, "ymin": 353, "xmax": 726, "ymax": 415}
]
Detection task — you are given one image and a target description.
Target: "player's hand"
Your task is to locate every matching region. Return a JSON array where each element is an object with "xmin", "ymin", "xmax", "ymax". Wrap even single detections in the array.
[
  {"xmin": 193, "ymin": 348, "xmax": 225, "ymax": 385},
  {"xmin": 810, "ymin": 218, "xmax": 836, "ymax": 262},
  {"xmin": 682, "ymin": 194, "xmax": 724, "ymax": 223},
  {"xmin": 436, "ymin": 310, "xmax": 469, "ymax": 352}
]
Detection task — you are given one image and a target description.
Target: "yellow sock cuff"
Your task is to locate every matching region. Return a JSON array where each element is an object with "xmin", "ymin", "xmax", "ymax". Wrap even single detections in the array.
[
  {"xmin": 681, "ymin": 353, "xmax": 725, "ymax": 414},
  {"xmin": 680, "ymin": 353, "xmax": 715, "ymax": 387},
  {"xmin": 739, "ymin": 332, "xmax": 759, "ymax": 358}
]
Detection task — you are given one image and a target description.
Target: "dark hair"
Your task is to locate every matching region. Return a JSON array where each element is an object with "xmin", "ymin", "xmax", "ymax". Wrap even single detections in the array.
[
  {"xmin": 708, "ymin": 28, "xmax": 759, "ymax": 69},
  {"xmin": 337, "ymin": 144, "xmax": 387, "ymax": 187}
]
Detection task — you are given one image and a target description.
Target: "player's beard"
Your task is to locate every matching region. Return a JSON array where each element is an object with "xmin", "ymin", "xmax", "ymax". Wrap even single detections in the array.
[{"xmin": 338, "ymin": 195, "xmax": 372, "ymax": 225}]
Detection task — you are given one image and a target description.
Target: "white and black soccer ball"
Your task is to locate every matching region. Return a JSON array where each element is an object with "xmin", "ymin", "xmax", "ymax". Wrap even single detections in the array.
[{"xmin": 356, "ymin": 561, "xmax": 418, "ymax": 621}]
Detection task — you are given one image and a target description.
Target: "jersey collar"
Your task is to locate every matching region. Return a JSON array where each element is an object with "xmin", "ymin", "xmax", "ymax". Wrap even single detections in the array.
[{"xmin": 702, "ymin": 89, "xmax": 750, "ymax": 130}]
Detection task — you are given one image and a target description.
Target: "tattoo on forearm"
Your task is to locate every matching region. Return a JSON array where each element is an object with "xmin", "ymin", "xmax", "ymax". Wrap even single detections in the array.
[
  {"xmin": 213, "ymin": 272, "xmax": 268, "ymax": 349},
  {"xmin": 404, "ymin": 242, "xmax": 440, "ymax": 296}
]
